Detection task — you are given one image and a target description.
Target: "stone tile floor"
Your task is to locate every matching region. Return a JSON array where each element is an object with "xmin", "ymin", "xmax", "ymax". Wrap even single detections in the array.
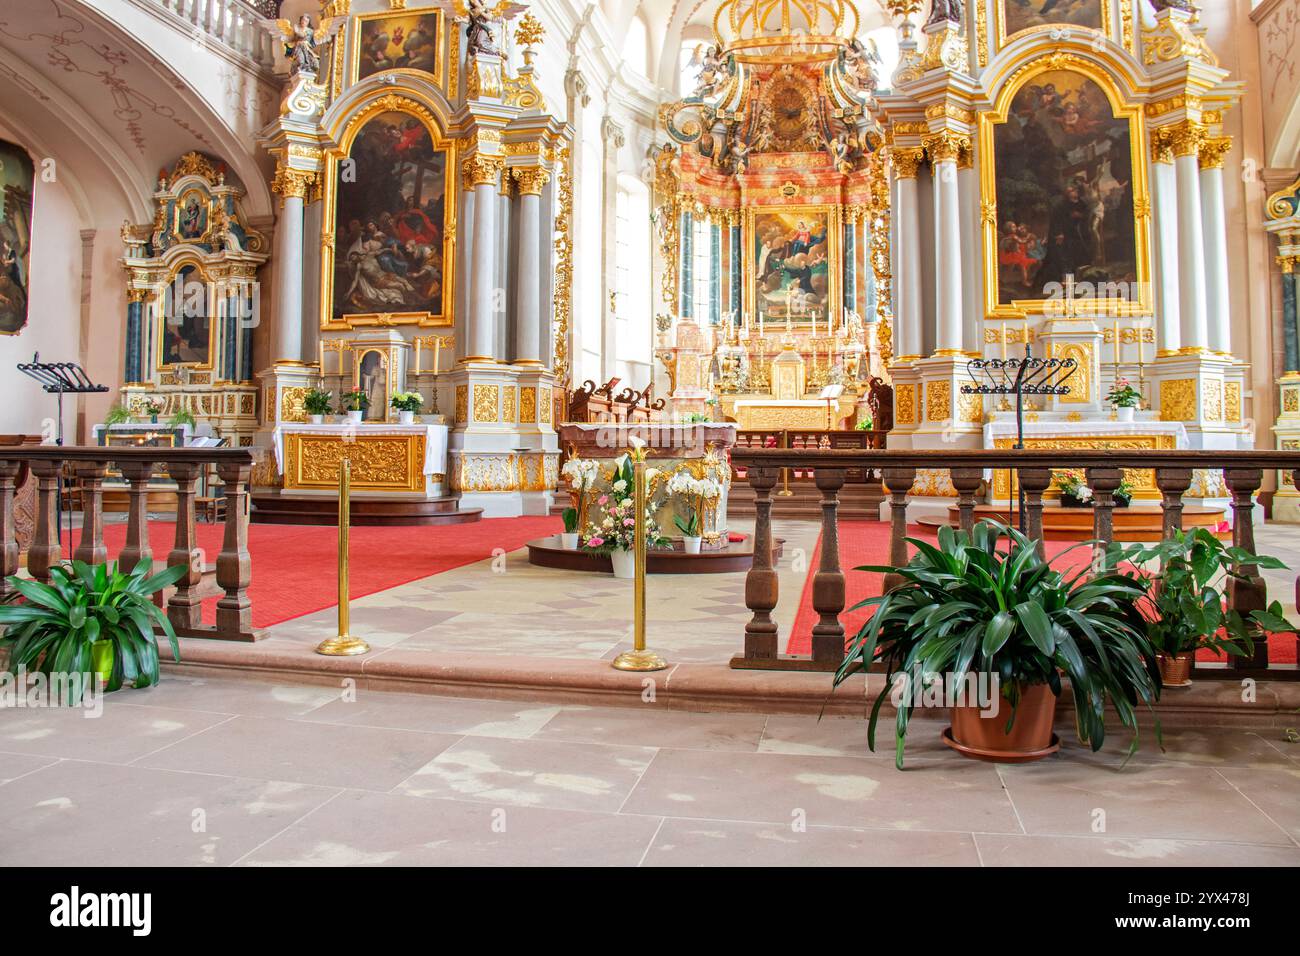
[{"xmin": 1, "ymin": 673, "xmax": 1297, "ymax": 866}]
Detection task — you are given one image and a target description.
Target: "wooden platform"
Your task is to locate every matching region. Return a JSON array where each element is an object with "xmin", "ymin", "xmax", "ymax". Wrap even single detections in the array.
[
  {"xmin": 527, "ymin": 533, "xmax": 783, "ymax": 574},
  {"xmin": 919, "ymin": 503, "xmax": 1229, "ymax": 541},
  {"xmin": 250, "ymin": 492, "xmax": 483, "ymax": 526}
]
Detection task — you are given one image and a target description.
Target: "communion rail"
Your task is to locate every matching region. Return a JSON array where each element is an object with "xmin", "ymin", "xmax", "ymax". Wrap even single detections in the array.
[
  {"xmin": 0, "ymin": 446, "xmax": 260, "ymax": 642},
  {"xmin": 729, "ymin": 447, "xmax": 1300, "ymax": 679}
]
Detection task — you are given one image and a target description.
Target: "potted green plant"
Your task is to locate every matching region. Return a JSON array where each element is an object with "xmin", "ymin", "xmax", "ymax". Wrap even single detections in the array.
[
  {"xmin": 833, "ymin": 521, "xmax": 1162, "ymax": 767},
  {"xmin": 560, "ymin": 507, "xmax": 580, "ymax": 550},
  {"xmin": 1112, "ymin": 529, "xmax": 1296, "ymax": 686},
  {"xmin": 303, "ymin": 388, "xmax": 332, "ymax": 424},
  {"xmin": 1114, "ymin": 476, "xmax": 1135, "ymax": 509},
  {"xmin": 167, "ymin": 408, "xmax": 197, "ymax": 430},
  {"xmin": 1106, "ymin": 377, "xmax": 1142, "ymax": 422},
  {"xmin": 104, "ymin": 403, "xmax": 131, "ymax": 427},
  {"xmin": 143, "ymin": 400, "xmax": 164, "ymax": 424},
  {"xmin": 340, "ymin": 389, "xmax": 369, "ymax": 423},
  {"xmin": 0, "ymin": 560, "xmax": 188, "ymax": 703},
  {"xmin": 390, "ymin": 391, "xmax": 423, "ymax": 424},
  {"xmin": 1054, "ymin": 469, "xmax": 1092, "ymax": 507},
  {"xmin": 854, "ymin": 415, "xmax": 874, "ymax": 431}
]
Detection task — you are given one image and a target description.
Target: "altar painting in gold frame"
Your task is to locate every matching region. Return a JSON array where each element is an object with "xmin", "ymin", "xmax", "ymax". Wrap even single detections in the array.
[
  {"xmin": 157, "ymin": 259, "xmax": 217, "ymax": 370},
  {"xmin": 979, "ymin": 62, "xmax": 1150, "ymax": 319},
  {"xmin": 997, "ymin": 0, "xmax": 1108, "ymax": 47},
  {"xmin": 351, "ymin": 8, "xmax": 444, "ymax": 87},
  {"xmin": 320, "ymin": 99, "xmax": 456, "ymax": 332},
  {"xmin": 744, "ymin": 204, "xmax": 842, "ymax": 329}
]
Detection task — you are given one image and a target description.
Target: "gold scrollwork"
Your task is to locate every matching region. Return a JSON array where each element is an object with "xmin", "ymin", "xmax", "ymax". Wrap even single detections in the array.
[
  {"xmin": 473, "ymin": 384, "xmax": 500, "ymax": 423},
  {"xmin": 925, "ymin": 381, "xmax": 951, "ymax": 422},
  {"xmin": 1159, "ymin": 379, "xmax": 1196, "ymax": 421}
]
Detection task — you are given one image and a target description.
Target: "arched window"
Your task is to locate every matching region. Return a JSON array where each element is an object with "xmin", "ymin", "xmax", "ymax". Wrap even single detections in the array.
[
  {"xmin": 621, "ymin": 14, "xmax": 649, "ymax": 78},
  {"xmin": 615, "ymin": 174, "xmax": 652, "ymax": 365}
]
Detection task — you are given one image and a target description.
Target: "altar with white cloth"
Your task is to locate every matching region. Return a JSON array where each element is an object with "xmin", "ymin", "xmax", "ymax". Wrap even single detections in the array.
[{"xmin": 272, "ymin": 422, "xmax": 449, "ymax": 496}]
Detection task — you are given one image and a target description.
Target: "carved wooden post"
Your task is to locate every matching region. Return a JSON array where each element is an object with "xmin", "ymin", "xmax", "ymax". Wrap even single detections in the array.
[
  {"xmin": 28, "ymin": 459, "xmax": 63, "ymax": 584},
  {"xmin": 1156, "ymin": 467, "xmax": 1193, "ymax": 541},
  {"xmin": 215, "ymin": 461, "xmax": 254, "ymax": 637},
  {"xmin": 811, "ymin": 468, "xmax": 846, "ymax": 664},
  {"xmin": 73, "ymin": 460, "xmax": 109, "ymax": 566},
  {"xmin": 951, "ymin": 467, "xmax": 983, "ymax": 533},
  {"xmin": 1018, "ymin": 467, "xmax": 1052, "ymax": 561},
  {"xmin": 1224, "ymin": 468, "xmax": 1267, "ymax": 669},
  {"xmin": 165, "ymin": 461, "xmax": 203, "ymax": 631},
  {"xmin": 0, "ymin": 460, "xmax": 20, "ymax": 599},
  {"xmin": 117, "ymin": 461, "xmax": 155, "ymax": 575},
  {"xmin": 743, "ymin": 466, "xmax": 780, "ymax": 661},
  {"xmin": 1087, "ymin": 466, "xmax": 1122, "ymax": 565},
  {"xmin": 881, "ymin": 466, "xmax": 916, "ymax": 592}
]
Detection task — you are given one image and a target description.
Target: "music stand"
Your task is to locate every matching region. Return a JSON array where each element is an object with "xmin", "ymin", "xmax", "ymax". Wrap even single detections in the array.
[
  {"xmin": 959, "ymin": 344, "xmax": 1077, "ymax": 533},
  {"xmin": 17, "ymin": 354, "xmax": 111, "ymax": 546}
]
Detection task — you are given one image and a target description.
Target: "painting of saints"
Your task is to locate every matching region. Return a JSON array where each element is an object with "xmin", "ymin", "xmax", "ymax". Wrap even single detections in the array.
[
  {"xmin": 992, "ymin": 69, "xmax": 1136, "ymax": 305},
  {"xmin": 358, "ymin": 350, "xmax": 387, "ymax": 421},
  {"xmin": 752, "ymin": 210, "xmax": 832, "ymax": 327},
  {"xmin": 332, "ymin": 111, "xmax": 448, "ymax": 320},
  {"xmin": 0, "ymin": 140, "xmax": 34, "ymax": 335},
  {"xmin": 161, "ymin": 264, "xmax": 212, "ymax": 365},
  {"xmin": 1002, "ymin": 0, "xmax": 1103, "ymax": 36},
  {"xmin": 357, "ymin": 13, "xmax": 439, "ymax": 80},
  {"xmin": 177, "ymin": 190, "xmax": 207, "ymax": 241}
]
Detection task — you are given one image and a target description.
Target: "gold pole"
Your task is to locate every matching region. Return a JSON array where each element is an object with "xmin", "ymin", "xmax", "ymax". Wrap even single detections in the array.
[
  {"xmin": 612, "ymin": 443, "xmax": 667, "ymax": 672},
  {"xmin": 316, "ymin": 458, "xmax": 370, "ymax": 656}
]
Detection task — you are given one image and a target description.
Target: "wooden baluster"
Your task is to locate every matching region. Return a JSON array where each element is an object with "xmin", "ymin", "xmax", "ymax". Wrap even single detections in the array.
[
  {"xmin": 73, "ymin": 461, "xmax": 109, "ymax": 566},
  {"xmin": 881, "ymin": 466, "xmax": 916, "ymax": 592},
  {"xmin": 1224, "ymin": 468, "xmax": 1267, "ymax": 670},
  {"xmin": 215, "ymin": 461, "xmax": 253, "ymax": 637},
  {"xmin": 28, "ymin": 459, "xmax": 62, "ymax": 584},
  {"xmin": 811, "ymin": 468, "xmax": 846, "ymax": 664},
  {"xmin": 951, "ymin": 467, "xmax": 983, "ymax": 534},
  {"xmin": 165, "ymin": 461, "xmax": 203, "ymax": 631},
  {"xmin": 1087, "ymin": 466, "xmax": 1122, "ymax": 566},
  {"xmin": 742, "ymin": 466, "xmax": 779, "ymax": 661},
  {"xmin": 1157, "ymin": 467, "xmax": 1193, "ymax": 541},
  {"xmin": 117, "ymin": 461, "xmax": 155, "ymax": 574},
  {"xmin": 1018, "ymin": 468, "xmax": 1052, "ymax": 561},
  {"xmin": 0, "ymin": 460, "xmax": 20, "ymax": 599}
]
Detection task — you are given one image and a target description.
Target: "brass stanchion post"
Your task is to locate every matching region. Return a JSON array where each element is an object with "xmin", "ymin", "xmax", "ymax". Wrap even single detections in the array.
[
  {"xmin": 316, "ymin": 458, "xmax": 370, "ymax": 656},
  {"xmin": 612, "ymin": 440, "xmax": 667, "ymax": 672}
]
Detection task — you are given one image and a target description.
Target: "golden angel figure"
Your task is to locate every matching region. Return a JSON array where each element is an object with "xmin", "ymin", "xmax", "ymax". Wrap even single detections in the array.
[{"xmin": 261, "ymin": 14, "xmax": 343, "ymax": 76}]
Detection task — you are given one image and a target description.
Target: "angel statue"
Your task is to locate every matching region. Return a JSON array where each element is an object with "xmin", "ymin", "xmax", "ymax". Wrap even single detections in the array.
[
  {"xmin": 466, "ymin": 0, "xmax": 499, "ymax": 57},
  {"xmin": 844, "ymin": 37, "xmax": 881, "ymax": 92},
  {"xmin": 687, "ymin": 44, "xmax": 725, "ymax": 97},
  {"xmin": 925, "ymin": 0, "xmax": 963, "ymax": 26},
  {"xmin": 261, "ymin": 14, "xmax": 343, "ymax": 76}
]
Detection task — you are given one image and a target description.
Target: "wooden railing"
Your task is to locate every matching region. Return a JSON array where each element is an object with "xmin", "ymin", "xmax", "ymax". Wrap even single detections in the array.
[
  {"xmin": 0, "ymin": 446, "xmax": 261, "ymax": 643},
  {"xmin": 733, "ymin": 430, "xmax": 888, "ymax": 485},
  {"xmin": 730, "ymin": 447, "xmax": 1300, "ymax": 678}
]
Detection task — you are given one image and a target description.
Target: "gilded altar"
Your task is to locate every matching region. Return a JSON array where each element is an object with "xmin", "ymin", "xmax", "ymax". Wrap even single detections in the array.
[{"xmin": 274, "ymin": 423, "xmax": 448, "ymax": 495}]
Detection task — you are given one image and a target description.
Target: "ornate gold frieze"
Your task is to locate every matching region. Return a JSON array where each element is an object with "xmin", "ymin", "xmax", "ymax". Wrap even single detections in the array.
[
  {"xmin": 895, "ymin": 383, "xmax": 916, "ymax": 425},
  {"xmin": 992, "ymin": 435, "xmax": 1176, "ymax": 501},
  {"xmin": 1159, "ymin": 379, "xmax": 1196, "ymax": 421},
  {"xmin": 1202, "ymin": 379, "xmax": 1223, "ymax": 422},
  {"xmin": 1224, "ymin": 381, "xmax": 1241, "ymax": 423},
  {"xmin": 502, "ymin": 386, "xmax": 517, "ymax": 424},
  {"xmin": 926, "ymin": 381, "xmax": 951, "ymax": 422},
  {"xmin": 280, "ymin": 386, "xmax": 310, "ymax": 423},
  {"xmin": 472, "ymin": 384, "xmax": 500, "ymax": 423},
  {"xmin": 540, "ymin": 386, "xmax": 552, "ymax": 424},
  {"xmin": 519, "ymin": 386, "xmax": 537, "ymax": 423},
  {"xmin": 455, "ymin": 385, "xmax": 468, "ymax": 423},
  {"xmin": 553, "ymin": 143, "xmax": 574, "ymax": 384},
  {"xmin": 284, "ymin": 433, "xmax": 426, "ymax": 493}
]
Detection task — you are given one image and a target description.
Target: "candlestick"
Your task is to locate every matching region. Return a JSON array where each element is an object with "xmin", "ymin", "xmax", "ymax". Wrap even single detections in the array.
[
  {"xmin": 1113, "ymin": 318, "xmax": 1120, "ymax": 368},
  {"xmin": 319, "ymin": 340, "xmax": 325, "ymax": 375},
  {"xmin": 1000, "ymin": 322, "xmax": 1007, "ymax": 362},
  {"xmin": 414, "ymin": 337, "xmax": 422, "ymax": 375},
  {"xmin": 433, "ymin": 337, "xmax": 441, "ymax": 375}
]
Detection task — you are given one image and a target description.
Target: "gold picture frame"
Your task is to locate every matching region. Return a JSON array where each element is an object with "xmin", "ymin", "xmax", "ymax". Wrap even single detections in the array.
[
  {"xmin": 349, "ymin": 7, "xmax": 446, "ymax": 89},
  {"xmin": 996, "ymin": 0, "xmax": 1112, "ymax": 50},
  {"xmin": 742, "ymin": 203, "xmax": 843, "ymax": 329},
  {"xmin": 155, "ymin": 258, "xmax": 218, "ymax": 371}
]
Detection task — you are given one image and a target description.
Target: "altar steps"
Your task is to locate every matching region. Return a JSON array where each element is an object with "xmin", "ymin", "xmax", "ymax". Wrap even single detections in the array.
[
  {"xmin": 727, "ymin": 480, "xmax": 885, "ymax": 520},
  {"xmin": 918, "ymin": 503, "xmax": 1229, "ymax": 541},
  {"xmin": 250, "ymin": 492, "xmax": 483, "ymax": 526}
]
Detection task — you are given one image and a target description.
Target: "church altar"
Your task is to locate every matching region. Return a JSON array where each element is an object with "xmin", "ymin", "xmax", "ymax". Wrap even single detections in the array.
[
  {"xmin": 272, "ymin": 423, "xmax": 448, "ymax": 496},
  {"xmin": 732, "ymin": 398, "xmax": 837, "ymax": 431}
]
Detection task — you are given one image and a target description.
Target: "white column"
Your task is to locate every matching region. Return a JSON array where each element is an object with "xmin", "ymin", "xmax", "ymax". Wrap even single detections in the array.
[
  {"xmin": 895, "ymin": 150, "xmax": 924, "ymax": 359},
  {"xmin": 467, "ymin": 174, "xmax": 499, "ymax": 360},
  {"xmin": 1150, "ymin": 154, "xmax": 1181, "ymax": 353},
  {"xmin": 931, "ymin": 156, "xmax": 964, "ymax": 353},
  {"xmin": 1173, "ymin": 130, "xmax": 1209, "ymax": 352},
  {"xmin": 514, "ymin": 170, "xmax": 547, "ymax": 364},
  {"xmin": 272, "ymin": 192, "xmax": 304, "ymax": 363},
  {"xmin": 600, "ymin": 117, "xmax": 625, "ymax": 380},
  {"xmin": 1199, "ymin": 143, "xmax": 1232, "ymax": 354}
]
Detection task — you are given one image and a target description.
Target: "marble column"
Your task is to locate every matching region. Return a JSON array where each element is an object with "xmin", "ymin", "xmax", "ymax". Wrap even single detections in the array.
[
  {"xmin": 124, "ymin": 292, "xmax": 144, "ymax": 383},
  {"xmin": 270, "ymin": 164, "xmax": 312, "ymax": 364},
  {"xmin": 1199, "ymin": 136, "xmax": 1234, "ymax": 354},
  {"xmin": 893, "ymin": 147, "xmax": 925, "ymax": 359},
  {"xmin": 1149, "ymin": 136, "xmax": 1181, "ymax": 354},
  {"xmin": 1283, "ymin": 260, "xmax": 1299, "ymax": 374},
  {"xmin": 926, "ymin": 134, "xmax": 965, "ymax": 353},
  {"xmin": 465, "ymin": 155, "xmax": 504, "ymax": 361},
  {"xmin": 1170, "ymin": 123, "xmax": 1209, "ymax": 352},
  {"xmin": 512, "ymin": 167, "xmax": 551, "ymax": 365}
]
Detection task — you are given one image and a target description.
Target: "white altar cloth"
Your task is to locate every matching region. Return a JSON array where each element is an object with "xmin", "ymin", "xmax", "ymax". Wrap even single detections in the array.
[
  {"xmin": 983, "ymin": 419, "xmax": 1189, "ymax": 449},
  {"xmin": 272, "ymin": 422, "xmax": 448, "ymax": 476}
]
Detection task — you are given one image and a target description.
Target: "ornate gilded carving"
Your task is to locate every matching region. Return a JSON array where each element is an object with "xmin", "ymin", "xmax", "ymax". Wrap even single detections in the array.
[
  {"xmin": 462, "ymin": 154, "xmax": 504, "ymax": 190},
  {"xmin": 511, "ymin": 166, "xmax": 550, "ymax": 196},
  {"xmin": 540, "ymin": 386, "xmax": 552, "ymax": 424},
  {"xmin": 892, "ymin": 146, "xmax": 925, "ymax": 179},
  {"xmin": 552, "ymin": 144, "xmax": 574, "ymax": 384},
  {"xmin": 502, "ymin": 386, "xmax": 517, "ymax": 423},
  {"xmin": 925, "ymin": 381, "xmax": 951, "ymax": 422},
  {"xmin": 1159, "ymin": 378, "xmax": 1196, "ymax": 421},
  {"xmin": 1202, "ymin": 379, "xmax": 1223, "ymax": 422},
  {"xmin": 455, "ymin": 385, "xmax": 468, "ymax": 423},
  {"xmin": 1224, "ymin": 381, "xmax": 1241, "ymax": 423},
  {"xmin": 472, "ymin": 384, "xmax": 499, "ymax": 422},
  {"xmin": 958, "ymin": 392, "xmax": 983, "ymax": 424},
  {"xmin": 280, "ymin": 386, "xmax": 310, "ymax": 423},
  {"xmin": 1142, "ymin": 10, "xmax": 1219, "ymax": 67},
  {"xmin": 519, "ymin": 386, "xmax": 537, "ymax": 423},
  {"xmin": 1198, "ymin": 135, "xmax": 1233, "ymax": 170},
  {"xmin": 895, "ymin": 383, "xmax": 916, "ymax": 425},
  {"xmin": 271, "ymin": 161, "xmax": 316, "ymax": 202},
  {"xmin": 286, "ymin": 434, "xmax": 425, "ymax": 492}
]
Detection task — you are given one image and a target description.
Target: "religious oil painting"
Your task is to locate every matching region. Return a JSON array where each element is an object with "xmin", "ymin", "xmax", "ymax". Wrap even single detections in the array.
[
  {"xmin": 160, "ymin": 263, "xmax": 212, "ymax": 366},
  {"xmin": 1001, "ymin": 0, "xmax": 1103, "ymax": 37},
  {"xmin": 751, "ymin": 208, "xmax": 833, "ymax": 328},
  {"xmin": 175, "ymin": 188, "xmax": 208, "ymax": 241},
  {"xmin": 991, "ymin": 69, "xmax": 1137, "ymax": 307},
  {"xmin": 0, "ymin": 139, "xmax": 34, "ymax": 335},
  {"xmin": 357, "ymin": 349, "xmax": 389, "ymax": 421},
  {"xmin": 356, "ymin": 12, "xmax": 439, "ymax": 80},
  {"xmin": 332, "ymin": 110, "xmax": 449, "ymax": 323}
]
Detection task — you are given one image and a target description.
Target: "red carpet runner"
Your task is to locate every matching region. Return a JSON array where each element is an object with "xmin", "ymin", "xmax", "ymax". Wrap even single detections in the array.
[
  {"xmin": 786, "ymin": 520, "xmax": 1298, "ymax": 664},
  {"xmin": 75, "ymin": 516, "xmax": 561, "ymax": 629}
]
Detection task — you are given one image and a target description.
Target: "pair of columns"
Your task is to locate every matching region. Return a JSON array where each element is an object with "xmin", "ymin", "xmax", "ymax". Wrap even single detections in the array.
[
  {"xmin": 892, "ymin": 130, "xmax": 970, "ymax": 360},
  {"xmin": 1152, "ymin": 122, "xmax": 1234, "ymax": 356}
]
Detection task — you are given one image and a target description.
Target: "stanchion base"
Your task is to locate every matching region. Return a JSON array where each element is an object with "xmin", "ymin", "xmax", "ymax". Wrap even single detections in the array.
[
  {"xmin": 315, "ymin": 634, "xmax": 371, "ymax": 656},
  {"xmin": 611, "ymin": 649, "xmax": 669, "ymax": 672},
  {"xmin": 775, "ymin": 491, "xmax": 795, "ymax": 498}
]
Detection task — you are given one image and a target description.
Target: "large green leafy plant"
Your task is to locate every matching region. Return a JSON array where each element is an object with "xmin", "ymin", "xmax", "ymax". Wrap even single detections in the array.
[
  {"xmin": 0, "ymin": 561, "xmax": 187, "ymax": 703},
  {"xmin": 833, "ymin": 522, "xmax": 1163, "ymax": 768},
  {"xmin": 1111, "ymin": 529, "xmax": 1294, "ymax": 659}
]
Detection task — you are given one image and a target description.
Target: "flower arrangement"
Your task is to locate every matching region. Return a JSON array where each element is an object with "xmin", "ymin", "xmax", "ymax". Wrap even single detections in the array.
[
  {"xmin": 582, "ymin": 455, "xmax": 665, "ymax": 553},
  {"xmin": 341, "ymin": 390, "xmax": 369, "ymax": 412},
  {"xmin": 561, "ymin": 456, "xmax": 601, "ymax": 534},
  {"xmin": 666, "ymin": 470, "xmax": 723, "ymax": 540},
  {"xmin": 389, "ymin": 391, "xmax": 423, "ymax": 412},
  {"xmin": 1115, "ymin": 476, "xmax": 1135, "ymax": 509},
  {"xmin": 1106, "ymin": 377, "xmax": 1142, "ymax": 408},
  {"xmin": 1055, "ymin": 469, "xmax": 1092, "ymax": 507},
  {"xmin": 144, "ymin": 401, "xmax": 163, "ymax": 415}
]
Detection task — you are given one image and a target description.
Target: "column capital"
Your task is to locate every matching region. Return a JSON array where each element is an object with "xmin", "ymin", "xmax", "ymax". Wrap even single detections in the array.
[
  {"xmin": 271, "ymin": 161, "xmax": 316, "ymax": 203},
  {"xmin": 892, "ymin": 146, "xmax": 926, "ymax": 179},
  {"xmin": 922, "ymin": 129, "xmax": 969, "ymax": 165},
  {"xmin": 1279, "ymin": 255, "xmax": 1298, "ymax": 275},
  {"xmin": 601, "ymin": 116, "xmax": 626, "ymax": 149},
  {"xmin": 511, "ymin": 166, "xmax": 551, "ymax": 196},
  {"xmin": 1198, "ymin": 135, "xmax": 1233, "ymax": 170},
  {"xmin": 1164, "ymin": 120, "xmax": 1208, "ymax": 160},
  {"xmin": 462, "ymin": 154, "xmax": 505, "ymax": 190}
]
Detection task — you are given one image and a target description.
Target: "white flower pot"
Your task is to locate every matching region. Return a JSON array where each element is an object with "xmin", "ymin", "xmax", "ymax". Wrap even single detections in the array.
[
  {"xmin": 397, "ymin": 410, "xmax": 415, "ymax": 425},
  {"xmin": 682, "ymin": 535, "xmax": 702, "ymax": 555},
  {"xmin": 560, "ymin": 532, "xmax": 579, "ymax": 550},
  {"xmin": 610, "ymin": 549, "xmax": 635, "ymax": 579},
  {"xmin": 1114, "ymin": 405, "xmax": 1135, "ymax": 423},
  {"xmin": 308, "ymin": 414, "xmax": 324, "ymax": 425},
  {"xmin": 347, "ymin": 410, "xmax": 363, "ymax": 424}
]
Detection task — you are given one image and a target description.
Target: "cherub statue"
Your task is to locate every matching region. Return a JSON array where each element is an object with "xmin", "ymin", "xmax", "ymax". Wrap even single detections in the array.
[
  {"xmin": 466, "ymin": 0, "xmax": 499, "ymax": 57},
  {"xmin": 688, "ymin": 44, "xmax": 725, "ymax": 97},
  {"xmin": 728, "ymin": 129, "xmax": 751, "ymax": 174},
  {"xmin": 844, "ymin": 37, "xmax": 881, "ymax": 91},
  {"xmin": 827, "ymin": 133, "xmax": 852, "ymax": 174},
  {"xmin": 262, "ymin": 14, "xmax": 342, "ymax": 76}
]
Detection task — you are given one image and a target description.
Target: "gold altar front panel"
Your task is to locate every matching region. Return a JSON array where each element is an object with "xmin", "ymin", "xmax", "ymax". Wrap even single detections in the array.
[
  {"xmin": 733, "ymin": 402, "xmax": 828, "ymax": 430},
  {"xmin": 991, "ymin": 435, "xmax": 1176, "ymax": 501},
  {"xmin": 283, "ymin": 433, "xmax": 427, "ymax": 493}
]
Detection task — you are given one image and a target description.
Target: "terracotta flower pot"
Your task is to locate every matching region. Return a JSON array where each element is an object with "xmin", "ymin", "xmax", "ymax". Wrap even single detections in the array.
[
  {"xmin": 944, "ymin": 682, "xmax": 1059, "ymax": 763},
  {"xmin": 1157, "ymin": 651, "xmax": 1194, "ymax": 687}
]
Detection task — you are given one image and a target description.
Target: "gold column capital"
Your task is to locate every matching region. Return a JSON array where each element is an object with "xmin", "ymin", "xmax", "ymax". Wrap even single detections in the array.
[
  {"xmin": 1161, "ymin": 120, "xmax": 1208, "ymax": 160},
  {"xmin": 271, "ymin": 161, "xmax": 316, "ymax": 202},
  {"xmin": 1198, "ymin": 135, "xmax": 1233, "ymax": 170},
  {"xmin": 1279, "ymin": 255, "xmax": 1297, "ymax": 275},
  {"xmin": 511, "ymin": 166, "xmax": 551, "ymax": 196},
  {"xmin": 922, "ymin": 129, "xmax": 970, "ymax": 166},
  {"xmin": 461, "ymin": 154, "xmax": 505, "ymax": 190},
  {"xmin": 892, "ymin": 146, "xmax": 926, "ymax": 179}
]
